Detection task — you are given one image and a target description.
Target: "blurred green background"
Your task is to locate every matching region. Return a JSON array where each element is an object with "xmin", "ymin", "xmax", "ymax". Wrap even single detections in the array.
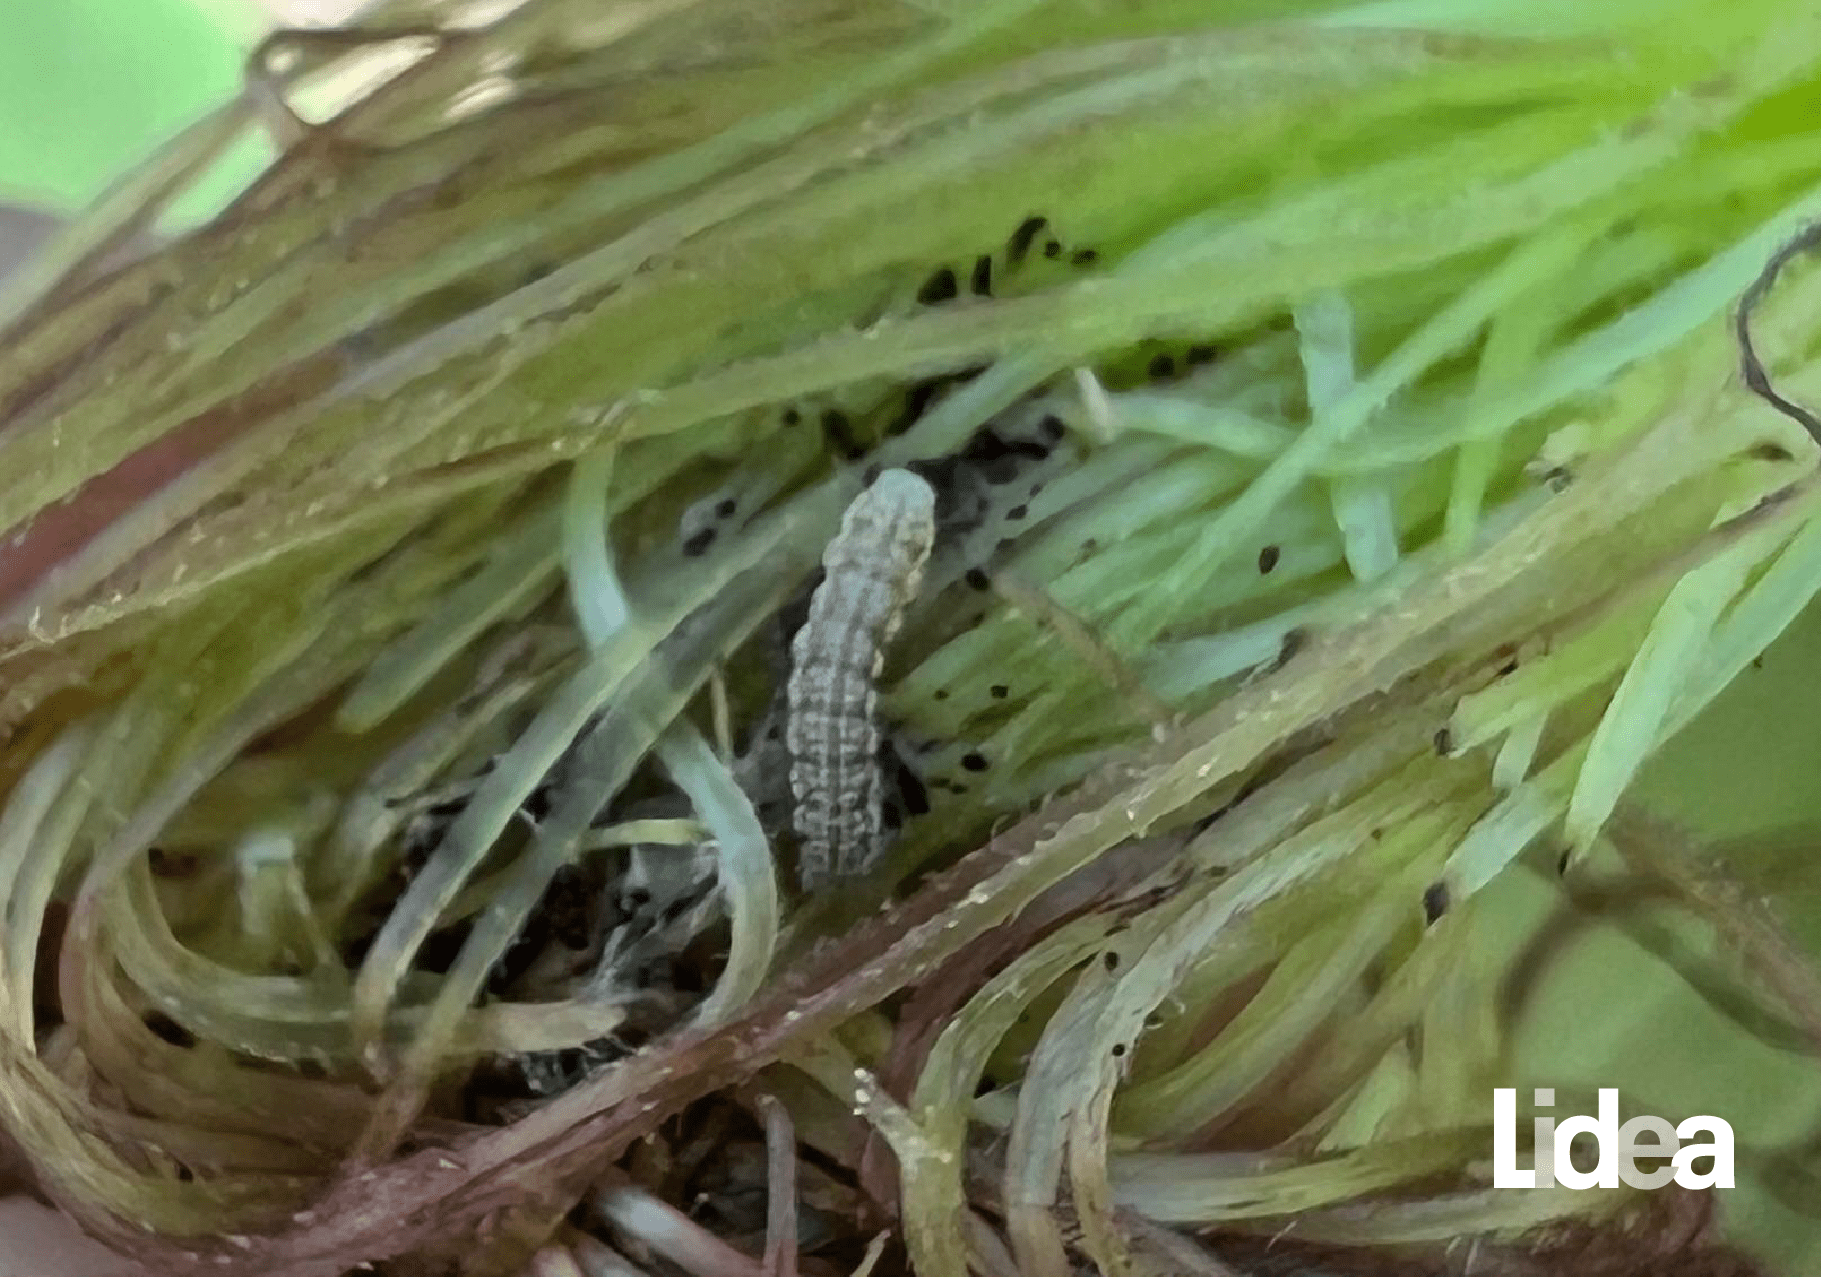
[{"xmin": 0, "ymin": 0, "xmax": 267, "ymax": 219}]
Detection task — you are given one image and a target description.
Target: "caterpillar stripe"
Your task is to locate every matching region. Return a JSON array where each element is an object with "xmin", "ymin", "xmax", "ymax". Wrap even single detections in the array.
[{"xmin": 787, "ymin": 469, "xmax": 936, "ymax": 889}]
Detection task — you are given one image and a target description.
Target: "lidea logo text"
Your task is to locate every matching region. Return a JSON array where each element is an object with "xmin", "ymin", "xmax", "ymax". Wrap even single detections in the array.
[{"xmin": 1492, "ymin": 1088, "xmax": 1733, "ymax": 1190}]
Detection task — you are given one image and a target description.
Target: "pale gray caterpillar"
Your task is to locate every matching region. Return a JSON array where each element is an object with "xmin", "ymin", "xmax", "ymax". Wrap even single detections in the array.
[{"xmin": 787, "ymin": 468, "xmax": 936, "ymax": 889}]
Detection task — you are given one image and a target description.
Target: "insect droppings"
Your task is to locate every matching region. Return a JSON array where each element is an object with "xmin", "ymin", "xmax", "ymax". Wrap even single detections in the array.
[
  {"xmin": 1423, "ymin": 882, "xmax": 1450, "ymax": 923},
  {"xmin": 1007, "ymin": 215, "xmax": 1048, "ymax": 263},
  {"xmin": 969, "ymin": 254, "xmax": 994, "ymax": 297},
  {"xmin": 917, "ymin": 267, "xmax": 959, "ymax": 305}
]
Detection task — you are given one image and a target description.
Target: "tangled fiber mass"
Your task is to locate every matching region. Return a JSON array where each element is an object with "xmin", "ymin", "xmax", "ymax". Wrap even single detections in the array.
[{"xmin": 5, "ymin": 0, "xmax": 1821, "ymax": 1272}]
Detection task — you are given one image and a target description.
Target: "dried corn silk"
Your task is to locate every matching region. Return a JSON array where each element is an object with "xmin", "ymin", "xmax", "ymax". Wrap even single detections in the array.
[{"xmin": 788, "ymin": 469, "xmax": 936, "ymax": 888}]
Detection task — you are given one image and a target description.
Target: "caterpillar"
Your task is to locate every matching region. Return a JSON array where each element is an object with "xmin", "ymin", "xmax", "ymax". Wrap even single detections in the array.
[{"xmin": 787, "ymin": 469, "xmax": 937, "ymax": 889}]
